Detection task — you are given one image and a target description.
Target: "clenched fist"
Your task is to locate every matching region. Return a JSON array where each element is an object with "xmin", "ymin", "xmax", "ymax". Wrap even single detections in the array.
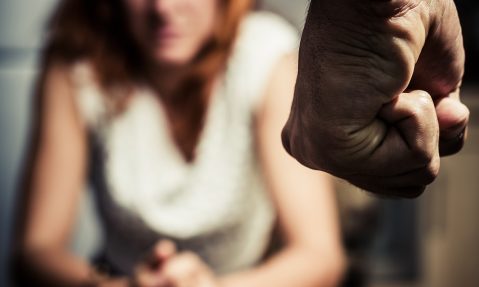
[{"xmin": 282, "ymin": 0, "xmax": 469, "ymax": 197}]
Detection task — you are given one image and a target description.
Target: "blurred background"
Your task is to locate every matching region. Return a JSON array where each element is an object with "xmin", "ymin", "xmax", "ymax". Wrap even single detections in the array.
[{"xmin": 0, "ymin": 0, "xmax": 478, "ymax": 286}]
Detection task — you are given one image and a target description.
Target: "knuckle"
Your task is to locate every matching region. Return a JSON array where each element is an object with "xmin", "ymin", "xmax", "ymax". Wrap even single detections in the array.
[
  {"xmin": 415, "ymin": 90, "xmax": 433, "ymax": 105},
  {"xmin": 292, "ymin": 146, "xmax": 322, "ymax": 171},
  {"xmin": 404, "ymin": 92, "xmax": 432, "ymax": 119},
  {"xmin": 460, "ymin": 106, "xmax": 471, "ymax": 125},
  {"xmin": 411, "ymin": 91, "xmax": 434, "ymax": 115},
  {"xmin": 281, "ymin": 126, "xmax": 293, "ymax": 156},
  {"xmin": 464, "ymin": 108, "xmax": 471, "ymax": 123},
  {"xmin": 411, "ymin": 145, "xmax": 434, "ymax": 165},
  {"xmin": 422, "ymin": 160, "xmax": 440, "ymax": 185},
  {"xmin": 282, "ymin": 126, "xmax": 321, "ymax": 170}
]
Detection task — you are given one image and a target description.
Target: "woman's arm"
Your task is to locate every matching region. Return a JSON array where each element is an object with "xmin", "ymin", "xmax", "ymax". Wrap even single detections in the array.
[
  {"xmin": 220, "ymin": 54, "xmax": 346, "ymax": 287},
  {"xmin": 12, "ymin": 63, "xmax": 127, "ymax": 287}
]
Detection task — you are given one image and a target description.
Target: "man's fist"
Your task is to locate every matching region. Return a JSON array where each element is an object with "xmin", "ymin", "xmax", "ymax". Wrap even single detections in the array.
[{"xmin": 282, "ymin": 0, "xmax": 469, "ymax": 197}]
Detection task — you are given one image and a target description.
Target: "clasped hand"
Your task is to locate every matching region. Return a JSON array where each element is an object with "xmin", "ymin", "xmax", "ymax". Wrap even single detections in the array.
[{"xmin": 130, "ymin": 241, "xmax": 219, "ymax": 287}]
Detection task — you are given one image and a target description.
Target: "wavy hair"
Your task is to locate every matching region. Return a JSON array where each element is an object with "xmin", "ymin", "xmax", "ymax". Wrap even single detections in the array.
[{"xmin": 42, "ymin": 0, "xmax": 253, "ymax": 160}]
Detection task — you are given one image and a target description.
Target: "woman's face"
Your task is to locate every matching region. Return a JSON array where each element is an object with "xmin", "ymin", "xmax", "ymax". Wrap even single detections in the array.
[{"xmin": 125, "ymin": 0, "xmax": 219, "ymax": 68}]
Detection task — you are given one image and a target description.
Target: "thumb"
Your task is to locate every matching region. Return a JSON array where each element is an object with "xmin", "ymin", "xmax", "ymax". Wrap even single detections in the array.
[
  {"xmin": 146, "ymin": 240, "xmax": 177, "ymax": 270},
  {"xmin": 154, "ymin": 240, "xmax": 177, "ymax": 263},
  {"xmin": 435, "ymin": 90, "xmax": 469, "ymax": 156}
]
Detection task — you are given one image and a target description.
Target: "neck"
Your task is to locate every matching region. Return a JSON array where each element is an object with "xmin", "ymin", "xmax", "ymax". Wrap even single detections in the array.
[{"xmin": 146, "ymin": 63, "xmax": 189, "ymax": 100}]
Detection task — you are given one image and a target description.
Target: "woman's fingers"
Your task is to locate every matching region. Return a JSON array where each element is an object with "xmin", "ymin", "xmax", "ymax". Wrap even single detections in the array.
[
  {"xmin": 143, "ymin": 240, "xmax": 177, "ymax": 270},
  {"xmin": 161, "ymin": 252, "xmax": 217, "ymax": 287},
  {"xmin": 135, "ymin": 242, "xmax": 216, "ymax": 287},
  {"xmin": 154, "ymin": 240, "xmax": 177, "ymax": 263},
  {"xmin": 132, "ymin": 240, "xmax": 178, "ymax": 287},
  {"xmin": 162, "ymin": 252, "xmax": 201, "ymax": 287},
  {"xmin": 133, "ymin": 263, "xmax": 169, "ymax": 287}
]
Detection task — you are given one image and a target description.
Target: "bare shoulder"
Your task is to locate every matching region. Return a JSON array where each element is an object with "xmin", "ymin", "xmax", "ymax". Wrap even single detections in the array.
[
  {"xmin": 273, "ymin": 52, "xmax": 298, "ymax": 84},
  {"xmin": 36, "ymin": 60, "xmax": 88, "ymax": 142},
  {"xmin": 260, "ymin": 52, "xmax": 298, "ymax": 112},
  {"xmin": 42, "ymin": 60, "xmax": 75, "ymax": 87},
  {"xmin": 40, "ymin": 61, "xmax": 77, "ymax": 106}
]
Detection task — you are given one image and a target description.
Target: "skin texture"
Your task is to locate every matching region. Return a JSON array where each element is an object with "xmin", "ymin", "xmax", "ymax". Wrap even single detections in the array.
[
  {"xmin": 15, "ymin": 1, "xmax": 345, "ymax": 286},
  {"xmin": 282, "ymin": 0, "xmax": 470, "ymax": 197}
]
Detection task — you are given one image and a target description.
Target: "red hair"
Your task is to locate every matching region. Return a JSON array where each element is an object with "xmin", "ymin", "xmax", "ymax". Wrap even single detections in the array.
[{"xmin": 42, "ymin": 0, "xmax": 254, "ymax": 161}]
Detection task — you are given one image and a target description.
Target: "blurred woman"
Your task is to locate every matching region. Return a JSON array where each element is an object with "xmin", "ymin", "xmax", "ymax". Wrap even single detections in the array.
[{"xmin": 13, "ymin": 0, "xmax": 345, "ymax": 286}]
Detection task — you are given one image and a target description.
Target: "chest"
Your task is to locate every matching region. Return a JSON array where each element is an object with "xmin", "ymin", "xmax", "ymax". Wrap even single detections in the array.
[{"xmin": 93, "ymin": 87, "xmax": 260, "ymax": 212}]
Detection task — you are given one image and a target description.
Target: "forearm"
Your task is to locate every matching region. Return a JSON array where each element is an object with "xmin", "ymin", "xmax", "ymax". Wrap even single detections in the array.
[
  {"xmin": 12, "ymin": 247, "xmax": 128, "ymax": 287},
  {"xmin": 219, "ymin": 245, "xmax": 346, "ymax": 287}
]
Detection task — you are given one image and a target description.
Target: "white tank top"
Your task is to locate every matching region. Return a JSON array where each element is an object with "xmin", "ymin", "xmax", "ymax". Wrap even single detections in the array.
[{"xmin": 71, "ymin": 12, "xmax": 299, "ymax": 275}]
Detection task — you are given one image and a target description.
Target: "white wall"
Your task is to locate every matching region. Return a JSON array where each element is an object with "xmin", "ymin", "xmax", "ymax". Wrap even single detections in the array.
[{"xmin": 260, "ymin": 0, "xmax": 309, "ymax": 29}]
